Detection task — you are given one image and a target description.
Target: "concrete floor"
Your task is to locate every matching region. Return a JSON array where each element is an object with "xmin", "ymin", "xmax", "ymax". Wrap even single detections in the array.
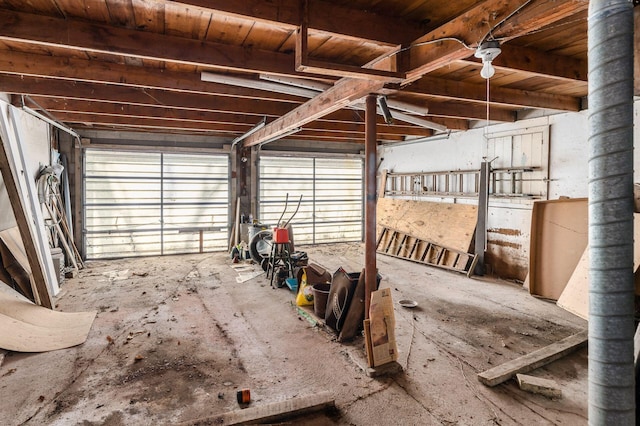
[{"xmin": 0, "ymin": 243, "xmax": 588, "ymax": 425}]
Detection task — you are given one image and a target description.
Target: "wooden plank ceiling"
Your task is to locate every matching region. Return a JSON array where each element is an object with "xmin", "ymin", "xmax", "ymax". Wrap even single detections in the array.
[{"xmin": 0, "ymin": 0, "xmax": 594, "ymax": 146}]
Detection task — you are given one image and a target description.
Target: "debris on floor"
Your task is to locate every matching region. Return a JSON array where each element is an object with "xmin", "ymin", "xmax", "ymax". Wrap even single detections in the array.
[
  {"xmin": 516, "ymin": 374, "xmax": 562, "ymax": 399},
  {"xmin": 0, "ymin": 245, "xmax": 589, "ymax": 425}
]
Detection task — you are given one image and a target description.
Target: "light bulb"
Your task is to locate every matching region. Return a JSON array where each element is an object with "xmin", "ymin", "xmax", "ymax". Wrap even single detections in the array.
[{"xmin": 480, "ymin": 61, "xmax": 495, "ymax": 79}]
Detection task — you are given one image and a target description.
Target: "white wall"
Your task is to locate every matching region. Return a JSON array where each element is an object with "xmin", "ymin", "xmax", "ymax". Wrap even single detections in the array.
[
  {"xmin": 379, "ymin": 99, "xmax": 640, "ymax": 280},
  {"xmin": 0, "ymin": 97, "xmax": 51, "ymax": 231}
]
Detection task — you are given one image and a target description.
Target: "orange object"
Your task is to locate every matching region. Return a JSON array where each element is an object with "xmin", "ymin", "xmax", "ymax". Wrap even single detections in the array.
[
  {"xmin": 236, "ymin": 389, "xmax": 251, "ymax": 404},
  {"xmin": 273, "ymin": 227, "xmax": 289, "ymax": 243}
]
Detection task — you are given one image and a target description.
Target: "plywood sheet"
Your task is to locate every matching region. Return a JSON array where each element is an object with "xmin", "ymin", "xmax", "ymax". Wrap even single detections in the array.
[
  {"xmin": 376, "ymin": 198, "xmax": 477, "ymax": 252},
  {"xmin": 528, "ymin": 198, "xmax": 588, "ymax": 300},
  {"xmin": 0, "ymin": 282, "xmax": 96, "ymax": 352},
  {"xmin": 557, "ymin": 214, "xmax": 640, "ymax": 320},
  {"xmin": 556, "ymin": 247, "xmax": 589, "ymax": 320}
]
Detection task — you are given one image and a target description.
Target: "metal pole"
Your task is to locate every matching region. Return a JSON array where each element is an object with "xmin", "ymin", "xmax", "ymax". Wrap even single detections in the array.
[
  {"xmin": 364, "ymin": 94, "xmax": 377, "ymax": 319},
  {"xmin": 474, "ymin": 161, "xmax": 489, "ymax": 275},
  {"xmin": 588, "ymin": 0, "xmax": 635, "ymax": 424}
]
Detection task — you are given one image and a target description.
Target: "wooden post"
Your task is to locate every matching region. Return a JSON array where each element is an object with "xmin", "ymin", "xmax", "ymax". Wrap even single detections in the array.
[{"xmin": 364, "ymin": 94, "xmax": 377, "ymax": 319}]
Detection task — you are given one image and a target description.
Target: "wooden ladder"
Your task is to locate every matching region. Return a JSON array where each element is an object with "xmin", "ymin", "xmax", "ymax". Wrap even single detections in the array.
[{"xmin": 376, "ymin": 227, "xmax": 477, "ymax": 277}]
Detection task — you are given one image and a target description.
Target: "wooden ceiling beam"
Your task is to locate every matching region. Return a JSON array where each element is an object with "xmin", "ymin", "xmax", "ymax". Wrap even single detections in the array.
[
  {"xmin": 172, "ymin": 0, "xmax": 423, "ymax": 45},
  {"xmin": 489, "ymin": 0, "xmax": 589, "ymax": 43},
  {"xmin": 50, "ymin": 112, "xmax": 406, "ymax": 142},
  {"xmin": 406, "ymin": 0, "xmax": 588, "ymax": 81},
  {"xmin": 0, "ymin": 10, "xmax": 300, "ymax": 77},
  {"xmin": 425, "ymin": 102, "xmax": 516, "ymax": 122},
  {"xmin": 0, "ymin": 74, "xmax": 298, "ymax": 116},
  {"xmin": 19, "ymin": 88, "xmax": 441, "ymax": 133},
  {"xmin": 0, "ymin": 50, "xmax": 304, "ymax": 103},
  {"xmin": 243, "ymin": 78, "xmax": 384, "ymax": 147},
  {"xmin": 49, "ymin": 112, "xmax": 250, "ymax": 133},
  {"xmin": 403, "ymin": 75, "xmax": 582, "ymax": 111},
  {"xmin": 469, "ymin": 44, "xmax": 588, "ymax": 83},
  {"xmin": 29, "ymin": 99, "xmax": 433, "ymax": 137}
]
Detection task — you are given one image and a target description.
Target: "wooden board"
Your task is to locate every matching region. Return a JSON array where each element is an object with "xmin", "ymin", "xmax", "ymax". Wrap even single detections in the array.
[
  {"xmin": 376, "ymin": 198, "xmax": 477, "ymax": 253},
  {"xmin": 184, "ymin": 391, "xmax": 335, "ymax": 425},
  {"xmin": 0, "ymin": 282, "xmax": 96, "ymax": 352},
  {"xmin": 528, "ymin": 198, "xmax": 588, "ymax": 300},
  {"xmin": 556, "ymin": 247, "xmax": 589, "ymax": 320},
  {"xmin": 477, "ymin": 330, "xmax": 588, "ymax": 386},
  {"xmin": 0, "ymin": 226, "xmax": 36, "ymax": 300},
  {"xmin": 0, "ymin": 227, "xmax": 31, "ymax": 274},
  {"xmin": 0, "ymin": 241, "xmax": 34, "ymax": 300},
  {"xmin": 556, "ymin": 214, "xmax": 640, "ymax": 320}
]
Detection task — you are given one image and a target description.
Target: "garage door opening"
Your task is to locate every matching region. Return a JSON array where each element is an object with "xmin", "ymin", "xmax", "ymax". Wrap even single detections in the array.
[
  {"xmin": 258, "ymin": 155, "xmax": 363, "ymax": 244},
  {"xmin": 84, "ymin": 149, "xmax": 229, "ymax": 259}
]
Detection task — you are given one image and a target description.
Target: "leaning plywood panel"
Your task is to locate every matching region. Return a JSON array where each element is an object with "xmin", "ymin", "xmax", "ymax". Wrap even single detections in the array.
[
  {"xmin": 556, "ymin": 247, "xmax": 589, "ymax": 320},
  {"xmin": 0, "ymin": 283, "xmax": 95, "ymax": 352},
  {"xmin": 528, "ymin": 198, "xmax": 588, "ymax": 300},
  {"xmin": 557, "ymin": 214, "xmax": 640, "ymax": 320},
  {"xmin": 376, "ymin": 198, "xmax": 477, "ymax": 252}
]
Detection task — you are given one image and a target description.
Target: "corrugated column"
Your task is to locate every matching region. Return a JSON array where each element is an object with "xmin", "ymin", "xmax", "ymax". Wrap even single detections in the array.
[
  {"xmin": 364, "ymin": 94, "xmax": 377, "ymax": 319},
  {"xmin": 587, "ymin": 0, "xmax": 635, "ymax": 424}
]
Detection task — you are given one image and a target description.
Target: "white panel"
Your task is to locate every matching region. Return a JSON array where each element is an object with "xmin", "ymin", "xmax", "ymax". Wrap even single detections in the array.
[
  {"xmin": 84, "ymin": 149, "xmax": 229, "ymax": 258},
  {"xmin": 259, "ymin": 155, "xmax": 362, "ymax": 244}
]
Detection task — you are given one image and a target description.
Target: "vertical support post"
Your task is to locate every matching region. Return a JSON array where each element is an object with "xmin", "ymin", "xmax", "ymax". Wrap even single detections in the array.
[
  {"xmin": 250, "ymin": 146, "xmax": 258, "ymax": 220},
  {"xmin": 75, "ymin": 138, "xmax": 85, "ymax": 258},
  {"xmin": 229, "ymin": 143, "xmax": 237, "ymax": 249},
  {"xmin": 364, "ymin": 94, "xmax": 377, "ymax": 319},
  {"xmin": 474, "ymin": 161, "xmax": 489, "ymax": 276},
  {"xmin": 588, "ymin": 1, "xmax": 635, "ymax": 423}
]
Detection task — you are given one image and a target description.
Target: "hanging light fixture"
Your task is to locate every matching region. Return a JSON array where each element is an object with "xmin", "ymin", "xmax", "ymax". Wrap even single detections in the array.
[{"xmin": 474, "ymin": 41, "xmax": 501, "ymax": 79}]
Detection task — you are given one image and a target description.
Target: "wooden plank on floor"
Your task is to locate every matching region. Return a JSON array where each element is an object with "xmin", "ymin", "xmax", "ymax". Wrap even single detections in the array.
[
  {"xmin": 477, "ymin": 330, "xmax": 588, "ymax": 387},
  {"xmin": 186, "ymin": 391, "xmax": 335, "ymax": 425}
]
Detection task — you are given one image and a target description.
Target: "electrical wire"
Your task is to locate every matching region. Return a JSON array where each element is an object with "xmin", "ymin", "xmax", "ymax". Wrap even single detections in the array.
[
  {"xmin": 485, "ymin": 75, "xmax": 490, "ymax": 140},
  {"xmin": 372, "ymin": 0, "xmax": 538, "ymax": 65},
  {"xmin": 478, "ymin": 0, "xmax": 535, "ymax": 45},
  {"xmin": 368, "ymin": 37, "xmax": 474, "ymax": 67}
]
